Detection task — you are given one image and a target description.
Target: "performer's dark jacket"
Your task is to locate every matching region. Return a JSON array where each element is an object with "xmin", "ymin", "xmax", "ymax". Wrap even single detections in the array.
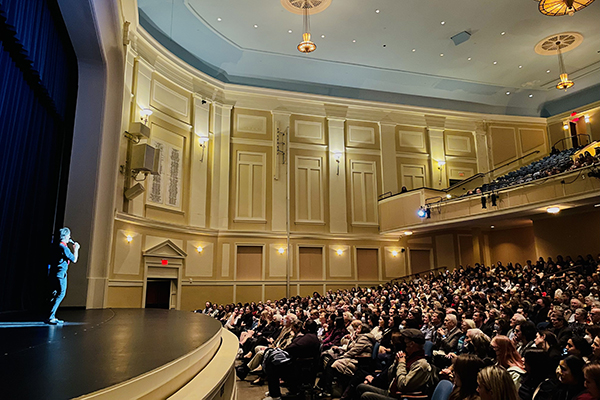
[{"xmin": 50, "ymin": 242, "xmax": 76, "ymax": 278}]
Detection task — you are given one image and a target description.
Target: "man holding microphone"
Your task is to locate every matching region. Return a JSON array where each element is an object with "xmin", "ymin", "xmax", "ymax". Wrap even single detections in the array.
[{"xmin": 47, "ymin": 227, "xmax": 79, "ymax": 325}]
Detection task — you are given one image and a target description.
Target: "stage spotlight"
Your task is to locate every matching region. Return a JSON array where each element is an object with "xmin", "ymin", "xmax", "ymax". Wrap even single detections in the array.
[
  {"xmin": 491, "ymin": 193, "xmax": 497, "ymax": 207},
  {"xmin": 481, "ymin": 196, "xmax": 487, "ymax": 209}
]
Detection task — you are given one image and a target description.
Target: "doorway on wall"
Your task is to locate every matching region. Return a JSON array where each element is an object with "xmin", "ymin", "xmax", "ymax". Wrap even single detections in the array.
[{"xmin": 145, "ymin": 279, "xmax": 176, "ymax": 309}]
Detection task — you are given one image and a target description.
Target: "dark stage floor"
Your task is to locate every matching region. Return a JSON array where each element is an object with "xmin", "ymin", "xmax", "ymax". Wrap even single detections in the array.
[{"xmin": 0, "ymin": 308, "xmax": 221, "ymax": 399}]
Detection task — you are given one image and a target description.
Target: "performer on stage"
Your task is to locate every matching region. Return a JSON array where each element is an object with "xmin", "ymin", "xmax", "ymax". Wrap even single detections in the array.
[{"xmin": 47, "ymin": 227, "xmax": 80, "ymax": 325}]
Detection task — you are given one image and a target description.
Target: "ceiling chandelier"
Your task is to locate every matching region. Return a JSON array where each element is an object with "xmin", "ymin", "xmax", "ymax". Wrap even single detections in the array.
[
  {"xmin": 297, "ymin": 1, "xmax": 316, "ymax": 53},
  {"xmin": 537, "ymin": 0, "xmax": 596, "ymax": 16},
  {"xmin": 556, "ymin": 47, "xmax": 574, "ymax": 90}
]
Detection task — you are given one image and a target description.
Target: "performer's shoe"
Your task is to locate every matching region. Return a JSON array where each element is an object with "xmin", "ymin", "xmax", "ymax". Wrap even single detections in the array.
[
  {"xmin": 55, "ymin": 319, "xmax": 64, "ymax": 324},
  {"xmin": 46, "ymin": 318, "xmax": 59, "ymax": 325}
]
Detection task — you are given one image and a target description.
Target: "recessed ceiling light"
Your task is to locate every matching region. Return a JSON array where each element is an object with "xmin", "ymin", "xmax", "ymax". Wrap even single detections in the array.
[
  {"xmin": 501, "ymin": 31, "xmax": 506, "ymax": 35},
  {"xmin": 412, "ymin": 48, "xmax": 416, "ymax": 52},
  {"xmin": 493, "ymin": 61, "xmax": 498, "ymax": 65},
  {"xmin": 440, "ymin": 53, "xmax": 444, "ymax": 57},
  {"xmin": 217, "ymin": 17, "xmax": 222, "ymax": 22},
  {"xmin": 288, "ymin": 29, "xmax": 292, "ymax": 33},
  {"xmin": 441, "ymin": 21, "xmax": 445, "ymax": 25},
  {"xmin": 546, "ymin": 69, "xmax": 551, "ymax": 73},
  {"xmin": 529, "ymin": 94, "xmax": 534, "ymax": 98},
  {"xmin": 321, "ymin": 34, "xmax": 325, "ymax": 38},
  {"xmin": 594, "ymin": 204, "xmax": 600, "ymax": 207},
  {"xmin": 467, "ymin": 57, "xmax": 472, "ymax": 61},
  {"xmin": 352, "ymin": 39, "xmax": 356, "ymax": 43},
  {"xmin": 518, "ymin": 65, "xmax": 523, "ymax": 69},
  {"xmin": 506, "ymin": 91, "xmax": 510, "ymax": 95},
  {"xmin": 491, "ymin": 225, "xmax": 495, "ymax": 229},
  {"xmin": 375, "ymin": 9, "xmax": 380, "ymax": 13},
  {"xmin": 253, "ymin": 24, "xmax": 258, "ymax": 28}
]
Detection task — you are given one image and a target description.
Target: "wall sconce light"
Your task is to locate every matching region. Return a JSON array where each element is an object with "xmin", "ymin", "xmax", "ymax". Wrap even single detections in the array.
[
  {"xmin": 336, "ymin": 249, "xmax": 343, "ymax": 256},
  {"xmin": 546, "ymin": 206, "xmax": 560, "ymax": 214},
  {"xmin": 584, "ymin": 115, "xmax": 590, "ymax": 123},
  {"xmin": 563, "ymin": 123, "xmax": 570, "ymax": 130},
  {"xmin": 196, "ymin": 246, "xmax": 203, "ymax": 253},
  {"xmin": 403, "ymin": 231, "xmax": 413, "ymax": 236},
  {"xmin": 140, "ymin": 108, "xmax": 153, "ymax": 125},
  {"xmin": 436, "ymin": 160, "xmax": 446, "ymax": 184},
  {"xmin": 198, "ymin": 136, "xmax": 209, "ymax": 162},
  {"xmin": 333, "ymin": 152, "xmax": 342, "ymax": 175},
  {"xmin": 278, "ymin": 247, "xmax": 285, "ymax": 255},
  {"xmin": 391, "ymin": 250, "xmax": 399, "ymax": 257},
  {"xmin": 126, "ymin": 234, "xmax": 133, "ymax": 243},
  {"xmin": 446, "ymin": 194, "xmax": 452, "ymax": 199}
]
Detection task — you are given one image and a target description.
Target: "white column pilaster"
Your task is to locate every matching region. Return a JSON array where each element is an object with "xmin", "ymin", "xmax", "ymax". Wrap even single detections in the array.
[
  {"xmin": 380, "ymin": 123, "xmax": 398, "ymax": 195},
  {"xmin": 210, "ymin": 103, "xmax": 232, "ymax": 230},
  {"xmin": 272, "ymin": 112, "xmax": 291, "ymax": 232},
  {"xmin": 189, "ymin": 97, "xmax": 210, "ymax": 227},
  {"xmin": 328, "ymin": 118, "xmax": 348, "ymax": 233}
]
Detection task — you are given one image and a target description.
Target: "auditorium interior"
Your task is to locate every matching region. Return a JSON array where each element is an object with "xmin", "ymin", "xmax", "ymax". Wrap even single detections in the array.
[{"xmin": 1, "ymin": 0, "xmax": 600, "ymax": 399}]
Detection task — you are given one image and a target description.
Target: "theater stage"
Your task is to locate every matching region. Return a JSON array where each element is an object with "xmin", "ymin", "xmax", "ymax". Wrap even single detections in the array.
[{"xmin": 0, "ymin": 309, "xmax": 236, "ymax": 399}]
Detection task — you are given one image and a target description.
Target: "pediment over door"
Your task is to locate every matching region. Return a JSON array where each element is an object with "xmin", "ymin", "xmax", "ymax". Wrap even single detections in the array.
[{"xmin": 143, "ymin": 240, "xmax": 187, "ymax": 259}]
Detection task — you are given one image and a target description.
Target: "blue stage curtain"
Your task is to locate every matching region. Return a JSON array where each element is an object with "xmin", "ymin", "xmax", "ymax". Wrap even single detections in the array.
[{"xmin": 0, "ymin": 0, "xmax": 77, "ymax": 313}]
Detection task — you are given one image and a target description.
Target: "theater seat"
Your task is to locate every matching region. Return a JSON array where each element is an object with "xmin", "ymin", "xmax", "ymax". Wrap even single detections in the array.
[{"xmin": 431, "ymin": 380, "xmax": 454, "ymax": 400}]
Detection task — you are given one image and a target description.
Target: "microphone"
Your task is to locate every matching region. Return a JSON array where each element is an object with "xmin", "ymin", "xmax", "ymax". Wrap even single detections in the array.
[{"xmin": 69, "ymin": 239, "xmax": 75, "ymax": 244}]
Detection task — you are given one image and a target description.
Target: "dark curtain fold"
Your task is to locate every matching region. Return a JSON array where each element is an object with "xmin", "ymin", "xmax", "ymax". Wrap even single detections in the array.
[{"xmin": 0, "ymin": 0, "xmax": 77, "ymax": 313}]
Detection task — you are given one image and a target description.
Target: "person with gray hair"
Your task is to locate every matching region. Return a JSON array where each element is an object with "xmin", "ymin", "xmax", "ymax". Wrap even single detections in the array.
[{"xmin": 47, "ymin": 227, "xmax": 80, "ymax": 325}]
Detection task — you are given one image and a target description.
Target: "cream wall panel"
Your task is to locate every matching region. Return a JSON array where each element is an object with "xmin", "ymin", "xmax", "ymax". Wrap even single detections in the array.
[
  {"xmin": 189, "ymin": 98, "xmax": 210, "ymax": 228},
  {"xmin": 444, "ymin": 130, "xmax": 476, "ymax": 158},
  {"xmin": 106, "ymin": 286, "xmax": 143, "ymax": 308},
  {"xmin": 145, "ymin": 236, "xmax": 184, "ymax": 252},
  {"xmin": 348, "ymin": 126, "xmax": 375, "ymax": 146},
  {"xmin": 235, "ymin": 151, "xmax": 266, "ymax": 222},
  {"xmin": 186, "ymin": 242, "xmax": 214, "ymax": 277},
  {"xmin": 519, "ymin": 128, "xmax": 546, "ymax": 153},
  {"xmin": 237, "ymin": 114, "xmax": 268, "ymax": 135},
  {"xmin": 222, "ymin": 243, "xmax": 230, "ymax": 277},
  {"xmin": 114, "ymin": 230, "xmax": 142, "ymax": 275},
  {"xmin": 290, "ymin": 115, "xmax": 327, "ymax": 145},
  {"xmin": 400, "ymin": 164, "xmax": 427, "ymax": 190},
  {"xmin": 328, "ymin": 119, "xmax": 348, "ymax": 233},
  {"xmin": 150, "ymin": 73, "xmax": 192, "ymax": 123},
  {"xmin": 447, "ymin": 164, "xmax": 475, "ymax": 181},
  {"xmin": 295, "ymin": 156, "xmax": 325, "ymax": 224},
  {"xmin": 399, "ymin": 131, "xmax": 425, "ymax": 149},
  {"xmin": 396, "ymin": 126, "xmax": 427, "ymax": 153},
  {"xmin": 490, "ymin": 126, "xmax": 518, "ymax": 166},
  {"xmin": 329, "ymin": 245, "xmax": 352, "ymax": 278},
  {"xmin": 268, "ymin": 244, "xmax": 287, "ymax": 278},
  {"xmin": 295, "ymin": 120, "xmax": 323, "ymax": 140},
  {"xmin": 134, "ymin": 57, "xmax": 153, "ymax": 113},
  {"xmin": 446, "ymin": 135, "xmax": 471, "ymax": 154},
  {"xmin": 435, "ymin": 234, "xmax": 456, "ymax": 269},
  {"xmin": 350, "ymin": 160, "xmax": 378, "ymax": 226},
  {"xmin": 380, "ymin": 124, "xmax": 398, "ymax": 195},
  {"xmin": 384, "ymin": 246, "xmax": 405, "ymax": 279}
]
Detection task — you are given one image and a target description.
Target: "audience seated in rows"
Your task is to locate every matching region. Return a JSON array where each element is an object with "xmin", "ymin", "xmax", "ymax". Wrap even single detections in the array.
[{"xmin": 197, "ymin": 252, "xmax": 600, "ymax": 400}]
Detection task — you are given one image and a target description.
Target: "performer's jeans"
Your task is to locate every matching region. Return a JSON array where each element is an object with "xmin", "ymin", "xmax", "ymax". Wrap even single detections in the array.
[{"xmin": 49, "ymin": 274, "xmax": 67, "ymax": 320}]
